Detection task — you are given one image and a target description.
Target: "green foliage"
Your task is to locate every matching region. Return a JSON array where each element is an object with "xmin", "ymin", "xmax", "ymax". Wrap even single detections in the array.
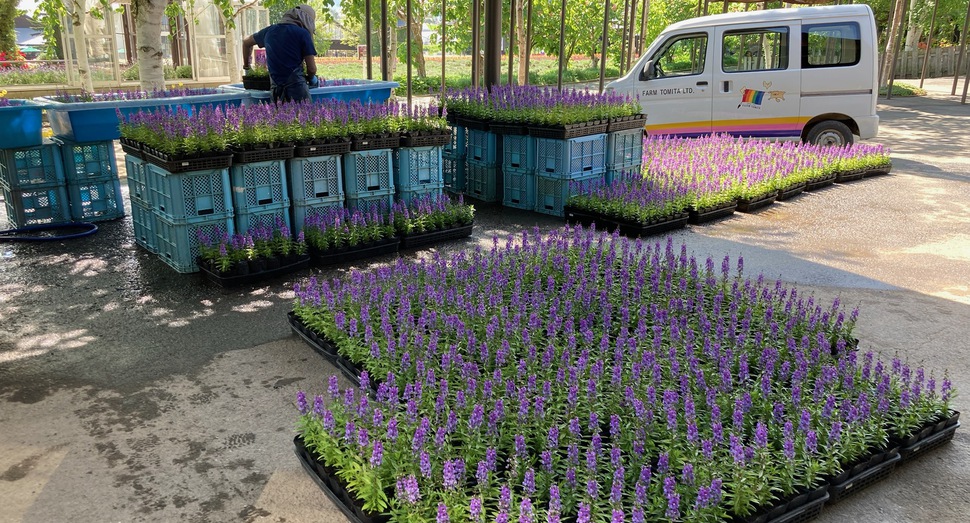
[
  {"xmin": 878, "ymin": 82, "xmax": 926, "ymax": 97},
  {"xmin": 0, "ymin": 0, "xmax": 17, "ymax": 55}
]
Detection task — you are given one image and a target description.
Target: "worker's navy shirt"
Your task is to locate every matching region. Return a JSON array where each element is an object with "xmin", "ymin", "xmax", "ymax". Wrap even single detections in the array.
[{"xmin": 253, "ymin": 24, "xmax": 316, "ymax": 87}]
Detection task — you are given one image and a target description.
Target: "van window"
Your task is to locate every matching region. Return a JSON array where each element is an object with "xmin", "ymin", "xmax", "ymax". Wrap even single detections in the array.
[
  {"xmin": 722, "ymin": 28, "xmax": 789, "ymax": 73},
  {"xmin": 803, "ymin": 22, "xmax": 861, "ymax": 68},
  {"xmin": 651, "ymin": 34, "xmax": 708, "ymax": 78}
]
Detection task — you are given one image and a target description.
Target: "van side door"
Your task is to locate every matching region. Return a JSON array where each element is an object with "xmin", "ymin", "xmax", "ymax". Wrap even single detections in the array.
[
  {"xmin": 640, "ymin": 31, "xmax": 713, "ymax": 137},
  {"xmin": 712, "ymin": 21, "xmax": 802, "ymax": 138}
]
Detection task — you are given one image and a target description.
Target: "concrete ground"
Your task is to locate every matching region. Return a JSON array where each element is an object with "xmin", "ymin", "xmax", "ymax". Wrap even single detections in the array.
[{"xmin": 1, "ymin": 78, "xmax": 969, "ymax": 523}]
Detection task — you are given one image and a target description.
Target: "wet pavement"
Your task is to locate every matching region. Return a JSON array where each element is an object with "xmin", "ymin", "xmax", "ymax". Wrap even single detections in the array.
[{"xmin": 1, "ymin": 78, "xmax": 969, "ymax": 522}]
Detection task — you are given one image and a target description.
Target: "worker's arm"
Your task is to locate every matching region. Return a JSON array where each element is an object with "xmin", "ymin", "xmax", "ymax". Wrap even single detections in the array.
[
  {"xmin": 303, "ymin": 55, "xmax": 317, "ymax": 77},
  {"xmin": 242, "ymin": 35, "xmax": 257, "ymax": 69}
]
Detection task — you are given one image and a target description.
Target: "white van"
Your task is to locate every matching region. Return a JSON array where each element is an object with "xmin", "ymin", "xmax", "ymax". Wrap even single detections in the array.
[{"xmin": 607, "ymin": 5, "xmax": 878, "ymax": 146}]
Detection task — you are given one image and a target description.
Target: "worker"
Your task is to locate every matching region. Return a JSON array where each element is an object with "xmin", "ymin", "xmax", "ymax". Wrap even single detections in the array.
[{"xmin": 242, "ymin": 4, "xmax": 319, "ymax": 103}]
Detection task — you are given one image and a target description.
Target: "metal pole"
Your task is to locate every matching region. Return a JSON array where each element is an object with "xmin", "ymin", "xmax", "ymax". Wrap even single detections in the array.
[
  {"xmin": 722, "ymin": 0, "xmax": 728, "ymax": 14},
  {"xmin": 628, "ymin": 0, "xmax": 638, "ymax": 71},
  {"xmin": 557, "ymin": 0, "xmax": 566, "ymax": 90},
  {"xmin": 639, "ymin": 0, "xmax": 649, "ymax": 55},
  {"xmin": 962, "ymin": 49, "xmax": 970, "ymax": 103},
  {"xmin": 508, "ymin": 0, "xmax": 516, "ymax": 84},
  {"xmin": 407, "ymin": 0, "xmax": 413, "ymax": 107},
  {"xmin": 886, "ymin": 0, "xmax": 909, "ymax": 99},
  {"xmin": 441, "ymin": 0, "xmax": 446, "ymax": 93},
  {"xmin": 919, "ymin": 0, "xmax": 938, "ymax": 88},
  {"xmin": 380, "ymin": 0, "xmax": 389, "ymax": 82},
  {"xmin": 619, "ymin": 0, "xmax": 629, "ymax": 75},
  {"xmin": 485, "ymin": 0, "xmax": 502, "ymax": 89},
  {"xmin": 599, "ymin": 0, "xmax": 612, "ymax": 93},
  {"xmin": 525, "ymin": 0, "xmax": 533, "ymax": 85},
  {"xmin": 365, "ymin": 0, "xmax": 373, "ymax": 79},
  {"xmin": 953, "ymin": 0, "xmax": 970, "ymax": 96},
  {"xmin": 472, "ymin": 0, "xmax": 481, "ymax": 87}
]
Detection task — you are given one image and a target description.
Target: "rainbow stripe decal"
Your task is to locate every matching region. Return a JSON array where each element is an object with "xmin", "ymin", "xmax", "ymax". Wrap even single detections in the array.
[
  {"xmin": 646, "ymin": 116, "xmax": 812, "ymax": 139},
  {"xmin": 739, "ymin": 88, "xmax": 766, "ymax": 108}
]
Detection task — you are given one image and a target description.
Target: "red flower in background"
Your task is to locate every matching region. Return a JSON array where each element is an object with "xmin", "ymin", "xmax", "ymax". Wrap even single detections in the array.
[{"xmin": 0, "ymin": 50, "xmax": 29, "ymax": 69}]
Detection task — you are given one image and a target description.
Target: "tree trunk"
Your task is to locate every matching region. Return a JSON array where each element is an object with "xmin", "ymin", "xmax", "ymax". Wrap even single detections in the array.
[
  {"xmin": 880, "ymin": 0, "xmax": 905, "ymax": 86},
  {"xmin": 135, "ymin": 0, "xmax": 166, "ymax": 91},
  {"xmin": 904, "ymin": 0, "xmax": 920, "ymax": 51},
  {"xmin": 65, "ymin": 0, "xmax": 94, "ymax": 92},
  {"xmin": 410, "ymin": 20, "xmax": 426, "ymax": 77},
  {"xmin": 388, "ymin": 19, "xmax": 399, "ymax": 78},
  {"xmin": 516, "ymin": 0, "xmax": 527, "ymax": 85},
  {"xmin": 224, "ymin": 13, "xmax": 242, "ymax": 83}
]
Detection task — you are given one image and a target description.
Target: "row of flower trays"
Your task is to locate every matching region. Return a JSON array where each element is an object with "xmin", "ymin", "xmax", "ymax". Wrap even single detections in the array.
[
  {"xmin": 195, "ymin": 193, "xmax": 475, "ymax": 287},
  {"xmin": 564, "ymin": 135, "xmax": 893, "ymax": 239},
  {"xmin": 288, "ymin": 227, "xmax": 958, "ymax": 523}
]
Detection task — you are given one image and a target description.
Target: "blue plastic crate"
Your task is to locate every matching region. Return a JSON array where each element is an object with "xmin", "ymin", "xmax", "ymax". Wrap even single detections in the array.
[
  {"xmin": 466, "ymin": 129, "xmax": 499, "ymax": 165},
  {"xmin": 67, "ymin": 177, "xmax": 125, "ymax": 222},
  {"xmin": 124, "ymin": 154, "xmax": 150, "ymax": 205},
  {"xmin": 443, "ymin": 154, "xmax": 466, "ymax": 193},
  {"xmin": 0, "ymin": 99, "xmax": 44, "ymax": 149},
  {"xmin": 1, "ymin": 182, "xmax": 72, "ymax": 227},
  {"xmin": 155, "ymin": 213, "xmax": 235, "ymax": 273},
  {"xmin": 607, "ymin": 129, "xmax": 645, "ymax": 170},
  {"xmin": 502, "ymin": 134, "xmax": 535, "ymax": 172},
  {"xmin": 231, "ymin": 159, "xmax": 289, "ymax": 214},
  {"xmin": 130, "ymin": 198, "xmax": 158, "ymax": 253},
  {"xmin": 394, "ymin": 146, "xmax": 444, "ymax": 191},
  {"xmin": 535, "ymin": 172, "xmax": 604, "ymax": 217},
  {"xmin": 503, "ymin": 168, "xmax": 536, "ymax": 210},
  {"xmin": 234, "ymin": 202, "xmax": 292, "ymax": 236},
  {"xmin": 147, "ymin": 163, "xmax": 232, "ymax": 222},
  {"xmin": 465, "ymin": 162, "xmax": 500, "ymax": 203},
  {"xmin": 343, "ymin": 149, "xmax": 394, "ymax": 197},
  {"xmin": 0, "ymin": 140, "xmax": 65, "ymax": 190},
  {"xmin": 346, "ymin": 189, "xmax": 394, "ymax": 214},
  {"xmin": 536, "ymin": 134, "xmax": 607, "ymax": 178},
  {"xmin": 444, "ymin": 126, "xmax": 466, "ymax": 157},
  {"xmin": 396, "ymin": 184, "xmax": 444, "ymax": 206},
  {"xmin": 288, "ymin": 155, "xmax": 344, "ymax": 202},
  {"xmin": 292, "ymin": 196, "xmax": 344, "ymax": 233},
  {"xmin": 58, "ymin": 139, "xmax": 118, "ymax": 182}
]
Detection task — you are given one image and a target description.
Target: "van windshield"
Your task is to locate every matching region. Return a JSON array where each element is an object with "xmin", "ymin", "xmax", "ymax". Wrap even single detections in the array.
[{"xmin": 652, "ymin": 34, "xmax": 708, "ymax": 77}]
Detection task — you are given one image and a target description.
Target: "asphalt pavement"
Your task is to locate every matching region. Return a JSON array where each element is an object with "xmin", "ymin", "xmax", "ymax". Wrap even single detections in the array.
[{"xmin": 1, "ymin": 77, "xmax": 969, "ymax": 523}]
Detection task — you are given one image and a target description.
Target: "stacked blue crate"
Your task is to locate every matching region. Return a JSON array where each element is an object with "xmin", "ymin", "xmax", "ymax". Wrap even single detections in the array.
[
  {"xmin": 139, "ymin": 160, "xmax": 235, "ymax": 272},
  {"xmin": 287, "ymin": 155, "xmax": 345, "ymax": 232},
  {"xmin": 124, "ymin": 155, "xmax": 157, "ymax": 252},
  {"xmin": 0, "ymin": 140, "xmax": 72, "ymax": 227},
  {"xmin": 464, "ymin": 129, "xmax": 502, "ymax": 203},
  {"xmin": 501, "ymin": 134, "xmax": 536, "ymax": 210},
  {"xmin": 606, "ymin": 128, "xmax": 644, "ymax": 184},
  {"xmin": 394, "ymin": 145, "xmax": 444, "ymax": 205},
  {"xmin": 231, "ymin": 159, "xmax": 291, "ymax": 235},
  {"xmin": 59, "ymin": 138, "xmax": 125, "ymax": 222},
  {"xmin": 442, "ymin": 126, "xmax": 466, "ymax": 193},
  {"xmin": 343, "ymin": 149, "xmax": 395, "ymax": 212},
  {"xmin": 534, "ymin": 134, "xmax": 608, "ymax": 217}
]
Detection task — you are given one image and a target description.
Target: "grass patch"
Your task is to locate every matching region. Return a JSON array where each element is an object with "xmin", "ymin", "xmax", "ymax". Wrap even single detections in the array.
[{"xmin": 879, "ymin": 82, "xmax": 927, "ymax": 97}]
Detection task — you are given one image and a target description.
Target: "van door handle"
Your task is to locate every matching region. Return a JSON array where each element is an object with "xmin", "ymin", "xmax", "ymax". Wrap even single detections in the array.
[{"xmin": 696, "ymin": 81, "xmax": 708, "ymax": 86}]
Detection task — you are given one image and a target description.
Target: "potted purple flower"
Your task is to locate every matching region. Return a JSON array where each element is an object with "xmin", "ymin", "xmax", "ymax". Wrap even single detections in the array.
[
  {"xmin": 390, "ymin": 193, "xmax": 475, "ymax": 249},
  {"xmin": 302, "ymin": 206, "xmax": 399, "ymax": 266},
  {"xmin": 196, "ymin": 219, "xmax": 309, "ymax": 286}
]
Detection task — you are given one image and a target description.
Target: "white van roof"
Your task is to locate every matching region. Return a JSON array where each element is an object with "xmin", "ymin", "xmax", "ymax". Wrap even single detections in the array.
[{"xmin": 665, "ymin": 5, "xmax": 874, "ymax": 32}]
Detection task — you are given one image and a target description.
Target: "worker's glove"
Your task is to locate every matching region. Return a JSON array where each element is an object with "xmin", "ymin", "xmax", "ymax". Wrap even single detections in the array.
[{"xmin": 307, "ymin": 75, "xmax": 320, "ymax": 88}]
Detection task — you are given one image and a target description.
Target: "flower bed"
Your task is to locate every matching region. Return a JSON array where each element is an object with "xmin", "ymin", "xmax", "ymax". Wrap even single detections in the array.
[{"xmin": 292, "ymin": 227, "xmax": 956, "ymax": 522}]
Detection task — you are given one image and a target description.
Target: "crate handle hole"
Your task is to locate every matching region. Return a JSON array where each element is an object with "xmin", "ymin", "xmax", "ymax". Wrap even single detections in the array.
[
  {"xmin": 367, "ymin": 185, "xmax": 381, "ymax": 191},
  {"xmin": 198, "ymin": 209, "xmax": 214, "ymax": 216},
  {"xmin": 315, "ymin": 191, "xmax": 330, "ymax": 197},
  {"xmin": 258, "ymin": 198, "xmax": 272, "ymax": 205}
]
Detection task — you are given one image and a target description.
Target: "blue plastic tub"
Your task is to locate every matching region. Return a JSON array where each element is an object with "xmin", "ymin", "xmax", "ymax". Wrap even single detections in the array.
[
  {"xmin": 34, "ymin": 90, "xmax": 249, "ymax": 142},
  {"xmin": 0, "ymin": 99, "xmax": 45, "ymax": 149},
  {"xmin": 220, "ymin": 79, "xmax": 399, "ymax": 105}
]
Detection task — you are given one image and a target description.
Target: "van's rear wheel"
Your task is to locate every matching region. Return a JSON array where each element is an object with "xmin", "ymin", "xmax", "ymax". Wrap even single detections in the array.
[{"xmin": 806, "ymin": 120, "xmax": 853, "ymax": 147}]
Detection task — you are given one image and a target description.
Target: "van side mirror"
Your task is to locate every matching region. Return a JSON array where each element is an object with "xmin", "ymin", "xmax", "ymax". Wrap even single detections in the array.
[{"xmin": 640, "ymin": 60, "xmax": 656, "ymax": 81}]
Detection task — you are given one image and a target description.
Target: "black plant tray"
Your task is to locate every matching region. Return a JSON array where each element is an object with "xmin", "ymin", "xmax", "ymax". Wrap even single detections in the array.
[
  {"xmin": 199, "ymin": 255, "xmax": 310, "ymax": 287},
  {"xmin": 119, "ymin": 138, "xmax": 144, "ymax": 159},
  {"xmin": 615, "ymin": 214, "xmax": 689, "ymax": 238},
  {"xmin": 732, "ymin": 486, "xmax": 829, "ymax": 523},
  {"xmin": 233, "ymin": 146, "xmax": 295, "ymax": 164},
  {"xmin": 351, "ymin": 134, "xmax": 400, "ymax": 151},
  {"xmin": 776, "ymin": 183, "xmax": 806, "ymax": 201},
  {"xmin": 242, "ymin": 76, "xmax": 271, "ymax": 91},
  {"xmin": 863, "ymin": 162, "xmax": 893, "ymax": 177},
  {"xmin": 835, "ymin": 169, "xmax": 865, "ymax": 183},
  {"xmin": 606, "ymin": 116, "xmax": 647, "ymax": 132},
  {"xmin": 287, "ymin": 311, "xmax": 339, "ymax": 362},
  {"xmin": 689, "ymin": 202, "xmax": 737, "ymax": 224},
  {"xmin": 736, "ymin": 194, "xmax": 777, "ymax": 213},
  {"xmin": 400, "ymin": 132, "xmax": 451, "ymax": 147},
  {"xmin": 295, "ymin": 436, "xmax": 390, "ymax": 523},
  {"xmin": 143, "ymin": 147, "xmax": 233, "ymax": 174},
  {"xmin": 827, "ymin": 450, "xmax": 900, "ymax": 504},
  {"xmin": 488, "ymin": 123, "xmax": 529, "ymax": 135},
  {"xmin": 310, "ymin": 237, "xmax": 400, "ymax": 267},
  {"xmin": 563, "ymin": 206, "xmax": 619, "ymax": 232},
  {"xmin": 399, "ymin": 223, "xmax": 474, "ymax": 250},
  {"xmin": 898, "ymin": 422, "xmax": 960, "ymax": 462},
  {"xmin": 294, "ymin": 140, "xmax": 352, "ymax": 157},
  {"xmin": 528, "ymin": 121, "xmax": 609, "ymax": 140},
  {"xmin": 804, "ymin": 175, "xmax": 837, "ymax": 191},
  {"xmin": 455, "ymin": 116, "xmax": 490, "ymax": 131}
]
